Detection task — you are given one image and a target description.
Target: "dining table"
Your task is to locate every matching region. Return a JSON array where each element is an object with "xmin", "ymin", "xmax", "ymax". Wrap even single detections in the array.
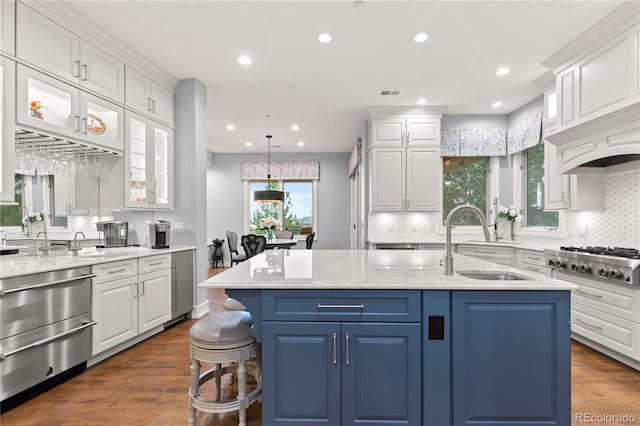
[{"xmin": 264, "ymin": 238, "xmax": 298, "ymax": 250}]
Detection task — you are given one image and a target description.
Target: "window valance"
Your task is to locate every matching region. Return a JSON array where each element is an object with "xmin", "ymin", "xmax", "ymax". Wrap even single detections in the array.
[
  {"xmin": 507, "ymin": 113, "xmax": 542, "ymax": 154},
  {"xmin": 241, "ymin": 161, "xmax": 320, "ymax": 180},
  {"xmin": 441, "ymin": 128, "xmax": 507, "ymax": 157}
]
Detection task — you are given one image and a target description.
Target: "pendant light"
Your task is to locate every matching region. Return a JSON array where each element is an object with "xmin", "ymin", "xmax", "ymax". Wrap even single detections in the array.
[{"xmin": 254, "ymin": 135, "xmax": 285, "ymax": 203}]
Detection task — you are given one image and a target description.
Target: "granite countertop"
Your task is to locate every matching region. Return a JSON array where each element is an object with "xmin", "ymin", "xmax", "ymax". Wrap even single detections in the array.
[
  {"xmin": 200, "ymin": 249, "xmax": 575, "ymax": 291},
  {"xmin": 0, "ymin": 246, "xmax": 196, "ymax": 279}
]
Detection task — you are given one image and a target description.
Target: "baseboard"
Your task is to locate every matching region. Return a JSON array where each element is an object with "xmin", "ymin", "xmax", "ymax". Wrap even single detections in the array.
[{"xmin": 192, "ymin": 300, "xmax": 209, "ymax": 318}]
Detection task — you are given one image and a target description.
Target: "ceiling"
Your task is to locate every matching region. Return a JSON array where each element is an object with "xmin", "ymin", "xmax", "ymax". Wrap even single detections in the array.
[{"xmin": 56, "ymin": 1, "xmax": 623, "ymax": 154}]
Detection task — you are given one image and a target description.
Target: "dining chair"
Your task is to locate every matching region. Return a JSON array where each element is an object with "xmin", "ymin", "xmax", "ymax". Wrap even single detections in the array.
[
  {"xmin": 305, "ymin": 232, "xmax": 315, "ymax": 249},
  {"xmin": 241, "ymin": 234, "xmax": 267, "ymax": 258},
  {"xmin": 275, "ymin": 230, "xmax": 293, "ymax": 239},
  {"xmin": 226, "ymin": 231, "xmax": 247, "ymax": 266}
]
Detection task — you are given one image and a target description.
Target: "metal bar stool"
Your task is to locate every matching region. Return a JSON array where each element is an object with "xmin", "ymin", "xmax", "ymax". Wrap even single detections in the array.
[{"xmin": 188, "ymin": 306, "xmax": 261, "ymax": 425}]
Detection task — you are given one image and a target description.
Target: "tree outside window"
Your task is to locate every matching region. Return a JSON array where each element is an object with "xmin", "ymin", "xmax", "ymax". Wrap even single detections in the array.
[
  {"xmin": 442, "ymin": 157, "xmax": 487, "ymax": 225},
  {"xmin": 524, "ymin": 145, "xmax": 558, "ymax": 227},
  {"xmin": 0, "ymin": 175, "xmax": 24, "ymax": 226},
  {"xmin": 250, "ymin": 180, "xmax": 313, "ymax": 235}
]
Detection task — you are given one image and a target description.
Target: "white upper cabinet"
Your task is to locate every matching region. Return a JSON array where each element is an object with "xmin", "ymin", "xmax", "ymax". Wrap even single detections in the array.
[
  {"xmin": 16, "ymin": 3, "xmax": 125, "ymax": 102},
  {"xmin": 406, "ymin": 148, "xmax": 441, "ymax": 211},
  {"xmin": 125, "ymin": 66, "xmax": 173, "ymax": 125},
  {"xmin": 1, "ymin": 0, "xmax": 16, "ymax": 55},
  {"xmin": 544, "ymin": 141, "xmax": 570, "ymax": 210},
  {"xmin": 371, "ymin": 117, "xmax": 440, "ymax": 147}
]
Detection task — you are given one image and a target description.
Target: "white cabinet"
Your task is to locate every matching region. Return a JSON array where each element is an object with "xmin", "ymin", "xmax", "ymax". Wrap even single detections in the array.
[
  {"xmin": 125, "ymin": 66, "xmax": 173, "ymax": 125},
  {"xmin": 16, "ymin": 3, "xmax": 125, "ymax": 102},
  {"xmin": 1, "ymin": 0, "xmax": 15, "ymax": 55},
  {"xmin": 91, "ymin": 255, "xmax": 171, "ymax": 356},
  {"xmin": 1, "ymin": 57, "xmax": 16, "ymax": 203},
  {"xmin": 370, "ymin": 117, "xmax": 440, "ymax": 147},
  {"xmin": 124, "ymin": 111, "xmax": 173, "ymax": 210},
  {"xmin": 370, "ymin": 147, "xmax": 440, "ymax": 212},
  {"xmin": 544, "ymin": 140, "xmax": 570, "ymax": 210},
  {"xmin": 516, "ymin": 248, "xmax": 550, "ymax": 276},
  {"xmin": 16, "ymin": 65, "xmax": 124, "ymax": 151}
]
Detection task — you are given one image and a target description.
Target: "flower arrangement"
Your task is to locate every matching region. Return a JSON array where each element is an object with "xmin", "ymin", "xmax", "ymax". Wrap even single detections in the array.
[
  {"xmin": 498, "ymin": 205, "xmax": 521, "ymax": 222},
  {"xmin": 29, "ymin": 100, "xmax": 46, "ymax": 120},
  {"xmin": 258, "ymin": 216, "xmax": 278, "ymax": 230},
  {"xmin": 23, "ymin": 211, "xmax": 45, "ymax": 223}
]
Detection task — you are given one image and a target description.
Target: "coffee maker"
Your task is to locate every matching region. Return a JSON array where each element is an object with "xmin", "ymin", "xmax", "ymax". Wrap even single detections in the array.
[
  {"xmin": 96, "ymin": 221, "xmax": 129, "ymax": 247},
  {"xmin": 146, "ymin": 220, "xmax": 171, "ymax": 249}
]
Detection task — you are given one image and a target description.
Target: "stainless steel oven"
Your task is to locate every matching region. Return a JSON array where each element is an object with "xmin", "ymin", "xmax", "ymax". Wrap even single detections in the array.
[{"xmin": 0, "ymin": 267, "xmax": 96, "ymax": 410}]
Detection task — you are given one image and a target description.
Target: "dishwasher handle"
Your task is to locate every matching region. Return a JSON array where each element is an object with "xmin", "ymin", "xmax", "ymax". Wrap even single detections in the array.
[{"xmin": 0, "ymin": 321, "xmax": 97, "ymax": 360}]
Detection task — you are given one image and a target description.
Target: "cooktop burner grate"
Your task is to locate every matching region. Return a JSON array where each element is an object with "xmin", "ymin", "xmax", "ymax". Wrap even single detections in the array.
[{"xmin": 560, "ymin": 246, "xmax": 640, "ymax": 258}]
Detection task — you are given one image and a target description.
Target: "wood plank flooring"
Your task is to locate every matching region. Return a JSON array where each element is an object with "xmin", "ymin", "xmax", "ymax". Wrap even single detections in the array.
[{"xmin": 2, "ymin": 268, "xmax": 639, "ymax": 425}]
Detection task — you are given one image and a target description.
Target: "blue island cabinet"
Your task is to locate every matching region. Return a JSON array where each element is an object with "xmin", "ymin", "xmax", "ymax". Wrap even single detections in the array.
[
  {"xmin": 260, "ymin": 290, "xmax": 423, "ymax": 426},
  {"xmin": 451, "ymin": 291, "xmax": 571, "ymax": 426}
]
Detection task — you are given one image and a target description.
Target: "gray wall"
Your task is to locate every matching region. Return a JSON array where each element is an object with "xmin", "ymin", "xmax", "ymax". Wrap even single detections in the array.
[{"xmin": 207, "ymin": 152, "xmax": 351, "ymax": 261}]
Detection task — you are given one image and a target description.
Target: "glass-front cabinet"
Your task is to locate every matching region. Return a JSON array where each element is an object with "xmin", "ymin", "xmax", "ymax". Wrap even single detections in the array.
[
  {"xmin": 16, "ymin": 65, "xmax": 124, "ymax": 152},
  {"xmin": 124, "ymin": 111, "xmax": 173, "ymax": 209}
]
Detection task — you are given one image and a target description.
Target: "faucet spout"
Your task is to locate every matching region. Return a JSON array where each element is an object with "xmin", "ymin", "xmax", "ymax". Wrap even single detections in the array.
[
  {"xmin": 71, "ymin": 231, "xmax": 86, "ymax": 256},
  {"xmin": 444, "ymin": 204, "xmax": 491, "ymax": 275},
  {"xmin": 36, "ymin": 230, "xmax": 51, "ymax": 256}
]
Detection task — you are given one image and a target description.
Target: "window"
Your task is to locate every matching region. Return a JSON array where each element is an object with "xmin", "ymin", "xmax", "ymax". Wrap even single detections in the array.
[
  {"xmin": 249, "ymin": 180, "xmax": 315, "ymax": 236},
  {"xmin": 442, "ymin": 157, "xmax": 487, "ymax": 225},
  {"xmin": 0, "ymin": 174, "xmax": 67, "ymax": 229},
  {"xmin": 0, "ymin": 175, "xmax": 24, "ymax": 226},
  {"xmin": 523, "ymin": 145, "xmax": 558, "ymax": 227}
]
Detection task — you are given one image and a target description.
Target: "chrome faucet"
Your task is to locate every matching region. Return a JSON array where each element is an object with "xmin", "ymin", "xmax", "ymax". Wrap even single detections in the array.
[
  {"xmin": 36, "ymin": 231, "xmax": 51, "ymax": 256},
  {"xmin": 21, "ymin": 207, "xmax": 31, "ymax": 237},
  {"xmin": 70, "ymin": 231, "xmax": 86, "ymax": 256},
  {"xmin": 445, "ymin": 204, "xmax": 491, "ymax": 275}
]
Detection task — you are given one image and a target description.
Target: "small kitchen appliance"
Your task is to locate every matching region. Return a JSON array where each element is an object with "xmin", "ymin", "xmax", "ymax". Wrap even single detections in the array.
[
  {"xmin": 146, "ymin": 220, "xmax": 171, "ymax": 249},
  {"xmin": 96, "ymin": 221, "xmax": 128, "ymax": 247}
]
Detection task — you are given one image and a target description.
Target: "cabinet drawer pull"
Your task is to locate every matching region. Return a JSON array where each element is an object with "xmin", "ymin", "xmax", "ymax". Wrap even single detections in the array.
[
  {"xmin": 107, "ymin": 268, "xmax": 128, "ymax": 275},
  {"xmin": 148, "ymin": 261, "xmax": 165, "ymax": 267},
  {"xmin": 474, "ymin": 249, "xmax": 495, "ymax": 254},
  {"xmin": 332, "ymin": 333, "xmax": 337, "ymax": 366},
  {"xmin": 317, "ymin": 303, "xmax": 365, "ymax": 310},
  {"xmin": 0, "ymin": 273, "xmax": 96, "ymax": 296},
  {"xmin": 575, "ymin": 318, "xmax": 602, "ymax": 331},
  {"xmin": 575, "ymin": 289, "xmax": 602, "ymax": 299},
  {"xmin": 345, "ymin": 333, "xmax": 350, "ymax": 365}
]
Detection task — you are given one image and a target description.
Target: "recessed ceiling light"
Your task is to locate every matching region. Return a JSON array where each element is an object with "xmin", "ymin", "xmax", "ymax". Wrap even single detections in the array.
[
  {"xmin": 245, "ymin": 142, "xmax": 252, "ymax": 147},
  {"xmin": 291, "ymin": 124, "xmax": 300, "ymax": 131},
  {"xmin": 496, "ymin": 67, "xmax": 510, "ymax": 76},
  {"xmin": 353, "ymin": 1, "xmax": 365, "ymax": 10},
  {"xmin": 298, "ymin": 141, "xmax": 305, "ymax": 146},
  {"xmin": 318, "ymin": 33, "xmax": 332, "ymax": 44},
  {"xmin": 416, "ymin": 98, "xmax": 427, "ymax": 105},
  {"xmin": 414, "ymin": 33, "xmax": 429, "ymax": 43},
  {"xmin": 226, "ymin": 124, "xmax": 235, "ymax": 130},
  {"xmin": 492, "ymin": 101, "xmax": 503, "ymax": 108},
  {"xmin": 238, "ymin": 56, "xmax": 252, "ymax": 65}
]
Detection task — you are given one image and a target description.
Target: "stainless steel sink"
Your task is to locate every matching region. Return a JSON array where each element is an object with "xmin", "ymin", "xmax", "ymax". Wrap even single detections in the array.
[{"xmin": 456, "ymin": 270, "xmax": 532, "ymax": 280}]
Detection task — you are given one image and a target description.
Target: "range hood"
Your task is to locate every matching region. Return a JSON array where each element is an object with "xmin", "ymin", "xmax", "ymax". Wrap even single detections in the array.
[{"xmin": 546, "ymin": 102, "xmax": 640, "ymax": 174}]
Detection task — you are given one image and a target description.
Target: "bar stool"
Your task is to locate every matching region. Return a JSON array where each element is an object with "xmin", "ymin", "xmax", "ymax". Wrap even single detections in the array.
[{"xmin": 188, "ymin": 307, "xmax": 261, "ymax": 426}]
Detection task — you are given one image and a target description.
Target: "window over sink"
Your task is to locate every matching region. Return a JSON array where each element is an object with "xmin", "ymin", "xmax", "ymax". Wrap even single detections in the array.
[{"xmin": 442, "ymin": 156, "xmax": 488, "ymax": 225}]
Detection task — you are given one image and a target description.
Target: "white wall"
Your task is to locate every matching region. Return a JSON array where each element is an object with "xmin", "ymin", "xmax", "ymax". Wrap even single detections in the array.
[{"xmin": 207, "ymin": 152, "xmax": 351, "ymax": 263}]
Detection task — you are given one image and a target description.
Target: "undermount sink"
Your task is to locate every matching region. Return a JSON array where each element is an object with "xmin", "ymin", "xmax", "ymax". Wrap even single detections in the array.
[{"xmin": 456, "ymin": 270, "xmax": 532, "ymax": 281}]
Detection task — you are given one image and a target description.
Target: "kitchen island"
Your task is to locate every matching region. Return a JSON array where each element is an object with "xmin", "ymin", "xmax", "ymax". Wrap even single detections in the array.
[{"xmin": 201, "ymin": 249, "xmax": 575, "ymax": 426}]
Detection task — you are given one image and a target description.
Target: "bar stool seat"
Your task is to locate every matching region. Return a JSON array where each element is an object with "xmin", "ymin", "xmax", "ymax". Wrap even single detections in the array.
[{"xmin": 188, "ymin": 310, "xmax": 261, "ymax": 426}]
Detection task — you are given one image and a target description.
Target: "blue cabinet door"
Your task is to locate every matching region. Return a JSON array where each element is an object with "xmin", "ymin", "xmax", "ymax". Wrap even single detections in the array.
[
  {"xmin": 341, "ymin": 323, "xmax": 422, "ymax": 426},
  {"xmin": 452, "ymin": 291, "xmax": 571, "ymax": 426},
  {"xmin": 262, "ymin": 321, "xmax": 341, "ymax": 425}
]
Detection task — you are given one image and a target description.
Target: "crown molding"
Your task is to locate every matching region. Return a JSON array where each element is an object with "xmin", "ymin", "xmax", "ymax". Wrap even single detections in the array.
[{"xmin": 532, "ymin": 70, "xmax": 555, "ymax": 90}]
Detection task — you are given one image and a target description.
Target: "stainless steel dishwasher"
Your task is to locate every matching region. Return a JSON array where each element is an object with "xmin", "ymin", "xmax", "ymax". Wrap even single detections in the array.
[
  {"xmin": 0, "ymin": 267, "xmax": 96, "ymax": 411},
  {"xmin": 169, "ymin": 250, "xmax": 194, "ymax": 324}
]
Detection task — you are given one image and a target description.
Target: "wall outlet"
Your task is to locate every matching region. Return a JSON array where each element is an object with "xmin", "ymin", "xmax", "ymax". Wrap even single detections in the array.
[{"xmin": 578, "ymin": 226, "xmax": 588, "ymax": 237}]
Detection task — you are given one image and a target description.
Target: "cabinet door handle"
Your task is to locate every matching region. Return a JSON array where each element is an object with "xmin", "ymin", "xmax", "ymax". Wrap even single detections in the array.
[
  {"xmin": 82, "ymin": 117, "xmax": 88, "ymax": 135},
  {"xmin": 139, "ymin": 281, "xmax": 145, "ymax": 296},
  {"xmin": 133, "ymin": 282, "xmax": 138, "ymax": 298},
  {"xmin": 147, "ymin": 97, "xmax": 152, "ymax": 112},
  {"xmin": 74, "ymin": 61, "xmax": 80, "ymax": 78},
  {"xmin": 75, "ymin": 115, "xmax": 81, "ymax": 133},
  {"xmin": 400, "ymin": 133, "xmax": 405, "ymax": 144},
  {"xmin": 575, "ymin": 289, "xmax": 603, "ymax": 299},
  {"xmin": 332, "ymin": 333, "xmax": 337, "ymax": 366},
  {"xmin": 562, "ymin": 191, "xmax": 567, "ymax": 203},
  {"xmin": 574, "ymin": 318, "xmax": 602, "ymax": 331},
  {"xmin": 345, "ymin": 333, "xmax": 350, "ymax": 365},
  {"xmin": 407, "ymin": 198, "xmax": 410, "ymax": 209},
  {"xmin": 151, "ymin": 99, "xmax": 156, "ymax": 113},
  {"xmin": 82, "ymin": 64, "xmax": 88, "ymax": 81},
  {"xmin": 406, "ymin": 132, "xmax": 410, "ymax": 144}
]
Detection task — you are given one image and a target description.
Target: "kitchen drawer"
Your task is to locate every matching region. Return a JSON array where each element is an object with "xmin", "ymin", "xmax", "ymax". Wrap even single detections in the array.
[
  {"xmin": 571, "ymin": 305, "xmax": 639, "ymax": 360},
  {"xmin": 572, "ymin": 281, "xmax": 639, "ymax": 322},
  {"xmin": 262, "ymin": 290, "xmax": 421, "ymax": 322},
  {"xmin": 520, "ymin": 263, "xmax": 551, "ymax": 277},
  {"xmin": 518, "ymin": 249, "xmax": 546, "ymax": 267},
  {"xmin": 92, "ymin": 259, "xmax": 137, "ymax": 284},
  {"xmin": 138, "ymin": 254, "xmax": 171, "ymax": 273},
  {"xmin": 456, "ymin": 244, "xmax": 514, "ymax": 259}
]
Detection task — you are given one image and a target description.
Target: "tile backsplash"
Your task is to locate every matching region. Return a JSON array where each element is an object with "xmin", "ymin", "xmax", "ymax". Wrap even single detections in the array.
[{"xmin": 368, "ymin": 168, "xmax": 640, "ymax": 248}]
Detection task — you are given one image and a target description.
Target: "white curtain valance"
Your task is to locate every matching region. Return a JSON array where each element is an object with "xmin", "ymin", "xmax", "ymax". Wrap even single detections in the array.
[
  {"xmin": 241, "ymin": 161, "xmax": 320, "ymax": 180},
  {"xmin": 441, "ymin": 128, "xmax": 507, "ymax": 157},
  {"xmin": 507, "ymin": 113, "xmax": 542, "ymax": 154}
]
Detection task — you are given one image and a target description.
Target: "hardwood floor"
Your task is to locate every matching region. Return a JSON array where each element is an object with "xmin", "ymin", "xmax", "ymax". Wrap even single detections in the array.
[{"xmin": 2, "ymin": 268, "xmax": 639, "ymax": 425}]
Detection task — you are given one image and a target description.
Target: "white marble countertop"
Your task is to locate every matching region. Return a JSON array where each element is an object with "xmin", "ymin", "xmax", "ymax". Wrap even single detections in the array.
[
  {"xmin": 200, "ymin": 250, "xmax": 575, "ymax": 291},
  {"xmin": 367, "ymin": 239, "xmax": 556, "ymax": 252},
  {"xmin": 0, "ymin": 246, "xmax": 196, "ymax": 279}
]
